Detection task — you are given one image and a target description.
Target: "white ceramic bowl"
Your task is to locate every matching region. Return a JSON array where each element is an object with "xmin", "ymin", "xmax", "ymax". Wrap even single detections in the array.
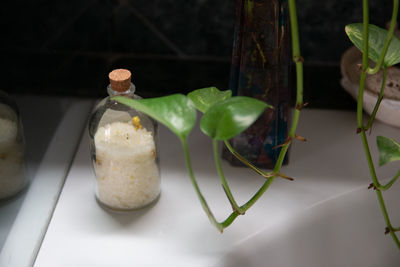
[{"xmin": 340, "ymin": 46, "xmax": 400, "ymax": 128}]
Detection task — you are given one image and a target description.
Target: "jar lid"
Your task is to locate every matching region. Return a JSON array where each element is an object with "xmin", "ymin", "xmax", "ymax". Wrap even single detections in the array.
[{"xmin": 109, "ymin": 69, "xmax": 131, "ymax": 92}]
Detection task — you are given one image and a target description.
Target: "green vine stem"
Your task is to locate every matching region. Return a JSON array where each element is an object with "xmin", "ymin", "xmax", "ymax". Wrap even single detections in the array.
[
  {"xmin": 221, "ymin": 173, "xmax": 275, "ymax": 228},
  {"xmin": 181, "ymin": 134, "xmax": 276, "ymax": 231},
  {"xmin": 378, "ymin": 170, "xmax": 400, "ymax": 191},
  {"xmin": 359, "ymin": 0, "xmax": 400, "ymax": 249},
  {"xmin": 224, "ymin": 140, "xmax": 293, "ymax": 181},
  {"xmin": 181, "ymin": 138, "xmax": 224, "ymax": 232},
  {"xmin": 365, "ymin": 66, "xmax": 387, "ymax": 130},
  {"xmin": 224, "ymin": 140, "xmax": 272, "ymax": 177},
  {"xmin": 213, "ymin": 139, "xmax": 245, "ymax": 214}
]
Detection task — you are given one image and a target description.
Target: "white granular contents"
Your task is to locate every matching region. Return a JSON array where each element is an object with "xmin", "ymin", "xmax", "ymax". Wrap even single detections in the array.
[
  {"xmin": 0, "ymin": 117, "xmax": 26, "ymax": 199},
  {"xmin": 94, "ymin": 121, "xmax": 160, "ymax": 210},
  {"xmin": 0, "ymin": 117, "xmax": 18, "ymax": 151}
]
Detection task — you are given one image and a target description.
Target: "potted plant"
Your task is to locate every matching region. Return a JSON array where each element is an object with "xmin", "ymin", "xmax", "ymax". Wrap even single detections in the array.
[
  {"xmin": 343, "ymin": 0, "xmax": 400, "ymax": 249},
  {"xmin": 112, "ymin": 0, "xmax": 304, "ymax": 233},
  {"xmin": 114, "ymin": 0, "xmax": 400, "ymax": 251}
]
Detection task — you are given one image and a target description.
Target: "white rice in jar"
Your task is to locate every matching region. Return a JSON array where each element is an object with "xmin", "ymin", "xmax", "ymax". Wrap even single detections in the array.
[
  {"xmin": 93, "ymin": 120, "xmax": 160, "ymax": 210},
  {"xmin": 0, "ymin": 116, "xmax": 27, "ymax": 199}
]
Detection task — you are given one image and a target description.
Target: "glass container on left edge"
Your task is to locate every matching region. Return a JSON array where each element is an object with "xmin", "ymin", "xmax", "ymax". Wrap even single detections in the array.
[
  {"xmin": 88, "ymin": 69, "xmax": 160, "ymax": 211},
  {"xmin": 0, "ymin": 91, "xmax": 27, "ymax": 200}
]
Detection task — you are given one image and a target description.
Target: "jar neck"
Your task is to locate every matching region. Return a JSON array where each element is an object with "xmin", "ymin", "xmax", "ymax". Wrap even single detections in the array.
[{"xmin": 107, "ymin": 83, "xmax": 136, "ymax": 97}]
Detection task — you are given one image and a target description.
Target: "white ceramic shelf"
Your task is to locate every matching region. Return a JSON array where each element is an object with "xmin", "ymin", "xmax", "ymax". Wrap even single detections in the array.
[
  {"xmin": 34, "ymin": 109, "xmax": 400, "ymax": 267},
  {"xmin": 0, "ymin": 96, "xmax": 94, "ymax": 267}
]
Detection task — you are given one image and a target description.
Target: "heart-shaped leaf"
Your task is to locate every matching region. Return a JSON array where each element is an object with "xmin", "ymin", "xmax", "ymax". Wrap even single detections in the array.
[
  {"xmin": 345, "ymin": 23, "xmax": 400, "ymax": 67},
  {"xmin": 187, "ymin": 87, "xmax": 232, "ymax": 113},
  {"xmin": 113, "ymin": 94, "xmax": 196, "ymax": 140},
  {"xmin": 200, "ymin": 96, "xmax": 270, "ymax": 140},
  {"xmin": 377, "ymin": 136, "xmax": 400, "ymax": 166}
]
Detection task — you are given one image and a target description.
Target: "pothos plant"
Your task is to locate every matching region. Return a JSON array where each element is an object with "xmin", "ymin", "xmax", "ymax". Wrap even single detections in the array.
[
  {"xmin": 113, "ymin": 0, "xmax": 305, "ymax": 233},
  {"xmin": 344, "ymin": 0, "xmax": 400, "ymax": 250},
  {"xmin": 114, "ymin": 87, "xmax": 298, "ymax": 232},
  {"xmin": 115, "ymin": 0, "xmax": 400, "ymax": 250}
]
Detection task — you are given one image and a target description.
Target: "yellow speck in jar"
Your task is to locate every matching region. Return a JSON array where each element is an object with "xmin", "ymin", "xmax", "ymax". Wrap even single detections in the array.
[
  {"xmin": 130, "ymin": 175, "xmax": 135, "ymax": 180},
  {"xmin": 101, "ymin": 177, "xmax": 105, "ymax": 180},
  {"xmin": 132, "ymin": 116, "xmax": 143, "ymax": 130}
]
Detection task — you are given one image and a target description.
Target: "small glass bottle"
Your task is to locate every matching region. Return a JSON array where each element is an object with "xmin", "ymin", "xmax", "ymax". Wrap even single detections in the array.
[
  {"xmin": 0, "ymin": 91, "xmax": 27, "ymax": 200},
  {"xmin": 88, "ymin": 69, "xmax": 160, "ymax": 211}
]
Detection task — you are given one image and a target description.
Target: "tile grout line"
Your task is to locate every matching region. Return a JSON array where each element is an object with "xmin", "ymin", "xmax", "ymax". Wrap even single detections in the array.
[
  {"xmin": 40, "ymin": 0, "xmax": 99, "ymax": 50},
  {"xmin": 121, "ymin": 0, "xmax": 187, "ymax": 57}
]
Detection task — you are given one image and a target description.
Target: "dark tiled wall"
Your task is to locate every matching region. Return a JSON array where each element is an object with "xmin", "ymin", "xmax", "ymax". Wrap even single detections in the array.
[
  {"xmin": 0, "ymin": 0, "xmax": 396, "ymax": 108},
  {"xmin": 298, "ymin": 0, "xmax": 394, "ymax": 62}
]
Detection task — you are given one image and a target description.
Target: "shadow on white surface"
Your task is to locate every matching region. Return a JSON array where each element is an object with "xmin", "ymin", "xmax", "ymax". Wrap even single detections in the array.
[
  {"xmin": 216, "ymin": 182, "xmax": 400, "ymax": 267},
  {"xmin": 97, "ymin": 194, "xmax": 161, "ymax": 227}
]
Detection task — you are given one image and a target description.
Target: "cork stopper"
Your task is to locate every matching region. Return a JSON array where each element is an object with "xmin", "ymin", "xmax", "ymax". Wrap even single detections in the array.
[{"xmin": 109, "ymin": 69, "xmax": 131, "ymax": 92}]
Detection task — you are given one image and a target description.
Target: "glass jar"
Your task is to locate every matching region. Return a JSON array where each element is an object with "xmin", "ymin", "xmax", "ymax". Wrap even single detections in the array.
[
  {"xmin": 0, "ymin": 91, "xmax": 27, "ymax": 200},
  {"xmin": 88, "ymin": 69, "xmax": 160, "ymax": 211}
]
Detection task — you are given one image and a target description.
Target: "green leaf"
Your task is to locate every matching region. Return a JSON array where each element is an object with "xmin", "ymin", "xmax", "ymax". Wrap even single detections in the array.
[
  {"xmin": 200, "ymin": 96, "xmax": 270, "ymax": 140},
  {"xmin": 187, "ymin": 87, "xmax": 232, "ymax": 113},
  {"xmin": 377, "ymin": 136, "xmax": 400, "ymax": 166},
  {"xmin": 345, "ymin": 23, "xmax": 400, "ymax": 67},
  {"xmin": 113, "ymin": 94, "xmax": 196, "ymax": 140}
]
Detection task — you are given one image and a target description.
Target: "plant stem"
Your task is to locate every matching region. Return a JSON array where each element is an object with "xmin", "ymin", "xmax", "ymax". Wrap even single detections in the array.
[
  {"xmin": 223, "ymin": 140, "xmax": 269, "ymax": 178},
  {"xmin": 376, "ymin": 191, "xmax": 400, "ymax": 249},
  {"xmin": 379, "ymin": 170, "xmax": 400, "ymax": 191},
  {"xmin": 281, "ymin": 0, "xmax": 304, "ymax": 170},
  {"xmin": 221, "ymin": 176, "xmax": 275, "ymax": 228},
  {"xmin": 181, "ymin": 138, "xmax": 224, "ymax": 232},
  {"xmin": 359, "ymin": 0, "xmax": 400, "ymax": 249},
  {"xmin": 365, "ymin": 67, "xmax": 387, "ymax": 130},
  {"xmin": 287, "ymin": 0, "xmax": 304, "ymax": 140},
  {"xmin": 213, "ymin": 139, "xmax": 244, "ymax": 214},
  {"xmin": 358, "ymin": 0, "xmax": 369, "ymax": 132},
  {"xmin": 224, "ymin": 140, "xmax": 293, "ymax": 180}
]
